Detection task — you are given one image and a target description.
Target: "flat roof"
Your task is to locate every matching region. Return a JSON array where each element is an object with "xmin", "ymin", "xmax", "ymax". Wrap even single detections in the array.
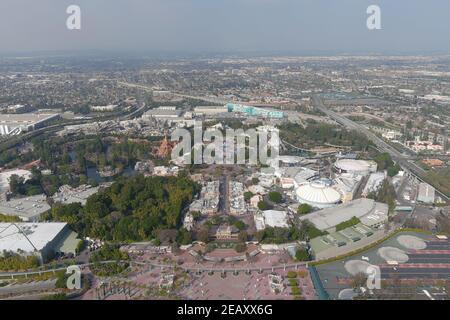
[
  {"xmin": 0, "ymin": 194, "xmax": 51, "ymax": 221},
  {"xmin": 418, "ymin": 183, "xmax": 435, "ymax": 202},
  {"xmin": 194, "ymin": 106, "xmax": 227, "ymax": 109},
  {"xmin": 262, "ymin": 210, "xmax": 289, "ymax": 228},
  {"xmin": 52, "ymin": 185, "xmax": 99, "ymax": 206},
  {"xmin": 0, "ymin": 222, "xmax": 67, "ymax": 253},
  {"xmin": 144, "ymin": 109, "xmax": 182, "ymax": 117},
  {"xmin": 299, "ymin": 198, "xmax": 388, "ymax": 231},
  {"xmin": 0, "ymin": 113, "xmax": 59, "ymax": 125}
]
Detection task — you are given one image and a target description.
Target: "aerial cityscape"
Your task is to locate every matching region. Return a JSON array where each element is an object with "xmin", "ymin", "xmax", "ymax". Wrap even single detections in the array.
[{"xmin": 0, "ymin": 0, "xmax": 450, "ymax": 306}]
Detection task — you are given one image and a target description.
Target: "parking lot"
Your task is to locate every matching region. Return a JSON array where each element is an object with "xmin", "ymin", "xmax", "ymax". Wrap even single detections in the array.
[{"xmin": 316, "ymin": 231, "xmax": 450, "ymax": 299}]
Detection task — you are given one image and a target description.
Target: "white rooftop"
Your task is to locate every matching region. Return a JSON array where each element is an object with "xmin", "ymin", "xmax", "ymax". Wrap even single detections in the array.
[
  {"xmin": 299, "ymin": 198, "xmax": 388, "ymax": 231},
  {"xmin": 417, "ymin": 182, "xmax": 435, "ymax": 203},
  {"xmin": 52, "ymin": 184, "xmax": 99, "ymax": 206},
  {"xmin": 296, "ymin": 180, "xmax": 341, "ymax": 207},
  {"xmin": 334, "ymin": 159, "xmax": 377, "ymax": 174},
  {"xmin": 262, "ymin": 210, "xmax": 289, "ymax": 228},
  {"xmin": 0, "ymin": 222, "xmax": 67, "ymax": 253},
  {"xmin": 0, "ymin": 194, "xmax": 51, "ymax": 221}
]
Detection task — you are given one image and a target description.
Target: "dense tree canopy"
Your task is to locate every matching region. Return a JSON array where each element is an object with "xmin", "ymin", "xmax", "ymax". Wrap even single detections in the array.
[
  {"xmin": 0, "ymin": 251, "xmax": 40, "ymax": 271},
  {"xmin": 257, "ymin": 201, "xmax": 271, "ymax": 211},
  {"xmin": 279, "ymin": 123, "xmax": 371, "ymax": 151},
  {"xmin": 295, "ymin": 248, "xmax": 310, "ymax": 262},
  {"xmin": 44, "ymin": 174, "xmax": 200, "ymax": 242},
  {"xmin": 373, "ymin": 152, "xmax": 400, "ymax": 177}
]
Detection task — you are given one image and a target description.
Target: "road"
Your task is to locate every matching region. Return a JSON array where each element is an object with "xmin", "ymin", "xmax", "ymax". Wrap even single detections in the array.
[
  {"xmin": 0, "ymin": 279, "xmax": 56, "ymax": 296},
  {"xmin": 311, "ymin": 95, "xmax": 450, "ymax": 202},
  {"xmin": 218, "ymin": 174, "xmax": 230, "ymax": 215},
  {"xmin": 118, "ymin": 82, "xmax": 230, "ymax": 105},
  {"xmin": 0, "ymin": 103, "xmax": 148, "ymax": 153}
]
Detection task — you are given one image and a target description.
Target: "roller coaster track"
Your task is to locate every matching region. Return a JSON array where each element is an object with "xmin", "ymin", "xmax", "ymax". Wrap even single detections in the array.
[
  {"xmin": 310, "ymin": 95, "xmax": 450, "ymax": 202},
  {"xmin": 0, "ymin": 104, "xmax": 148, "ymax": 153}
]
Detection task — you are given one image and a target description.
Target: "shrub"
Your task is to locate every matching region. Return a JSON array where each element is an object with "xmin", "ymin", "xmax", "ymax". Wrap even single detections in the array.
[
  {"xmin": 295, "ymin": 248, "xmax": 310, "ymax": 262},
  {"xmin": 268, "ymin": 191, "xmax": 282, "ymax": 203},
  {"xmin": 257, "ymin": 201, "xmax": 270, "ymax": 211},
  {"xmin": 297, "ymin": 203, "xmax": 312, "ymax": 215},
  {"xmin": 288, "ymin": 278, "xmax": 298, "ymax": 287},
  {"xmin": 291, "ymin": 286, "xmax": 301, "ymax": 295},
  {"xmin": 335, "ymin": 216, "xmax": 360, "ymax": 232},
  {"xmin": 244, "ymin": 191, "xmax": 253, "ymax": 201}
]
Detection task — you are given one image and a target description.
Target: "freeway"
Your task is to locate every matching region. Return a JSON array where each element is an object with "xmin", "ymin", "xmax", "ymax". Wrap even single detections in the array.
[
  {"xmin": 118, "ymin": 82, "xmax": 229, "ymax": 105},
  {"xmin": 311, "ymin": 95, "xmax": 407, "ymax": 159},
  {"xmin": 311, "ymin": 95, "xmax": 450, "ymax": 202},
  {"xmin": 0, "ymin": 103, "xmax": 148, "ymax": 153}
]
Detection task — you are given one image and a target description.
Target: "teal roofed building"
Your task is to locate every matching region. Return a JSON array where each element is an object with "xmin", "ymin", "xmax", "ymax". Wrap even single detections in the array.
[{"xmin": 226, "ymin": 103, "xmax": 284, "ymax": 119}]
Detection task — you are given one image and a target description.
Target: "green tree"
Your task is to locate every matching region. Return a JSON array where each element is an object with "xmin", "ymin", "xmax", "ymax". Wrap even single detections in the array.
[
  {"xmin": 268, "ymin": 191, "xmax": 282, "ymax": 203},
  {"xmin": 335, "ymin": 216, "xmax": 361, "ymax": 231},
  {"xmin": 177, "ymin": 228, "xmax": 192, "ymax": 245},
  {"xmin": 387, "ymin": 164, "xmax": 401, "ymax": 177},
  {"xmin": 197, "ymin": 227, "xmax": 210, "ymax": 243},
  {"xmin": 297, "ymin": 203, "xmax": 312, "ymax": 215},
  {"xmin": 233, "ymin": 220, "xmax": 246, "ymax": 230},
  {"xmin": 257, "ymin": 201, "xmax": 270, "ymax": 211},
  {"xmin": 374, "ymin": 153, "xmax": 393, "ymax": 171},
  {"xmin": 295, "ymin": 248, "xmax": 310, "ymax": 261},
  {"xmin": 244, "ymin": 191, "xmax": 254, "ymax": 201},
  {"xmin": 9, "ymin": 174, "xmax": 25, "ymax": 195}
]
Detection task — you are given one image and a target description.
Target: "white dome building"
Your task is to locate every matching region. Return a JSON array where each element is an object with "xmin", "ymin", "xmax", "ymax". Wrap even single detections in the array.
[
  {"xmin": 334, "ymin": 159, "xmax": 377, "ymax": 176},
  {"xmin": 296, "ymin": 180, "xmax": 341, "ymax": 209}
]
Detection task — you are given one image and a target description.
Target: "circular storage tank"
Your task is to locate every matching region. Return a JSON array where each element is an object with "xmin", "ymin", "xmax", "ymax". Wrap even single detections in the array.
[{"xmin": 295, "ymin": 180, "xmax": 341, "ymax": 209}]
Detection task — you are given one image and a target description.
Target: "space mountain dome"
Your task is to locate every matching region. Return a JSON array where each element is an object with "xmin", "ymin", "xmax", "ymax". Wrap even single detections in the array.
[{"xmin": 295, "ymin": 179, "xmax": 341, "ymax": 209}]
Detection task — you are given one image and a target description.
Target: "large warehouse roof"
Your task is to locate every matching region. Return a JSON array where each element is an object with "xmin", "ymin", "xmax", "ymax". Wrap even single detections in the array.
[
  {"xmin": 0, "ymin": 113, "xmax": 58, "ymax": 124},
  {"xmin": 299, "ymin": 198, "xmax": 388, "ymax": 231},
  {"xmin": 0, "ymin": 222, "xmax": 67, "ymax": 253},
  {"xmin": 296, "ymin": 180, "xmax": 341, "ymax": 208}
]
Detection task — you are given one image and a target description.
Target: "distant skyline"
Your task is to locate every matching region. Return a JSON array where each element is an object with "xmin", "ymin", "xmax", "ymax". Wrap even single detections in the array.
[{"xmin": 1, "ymin": 0, "xmax": 450, "ymax": 55}]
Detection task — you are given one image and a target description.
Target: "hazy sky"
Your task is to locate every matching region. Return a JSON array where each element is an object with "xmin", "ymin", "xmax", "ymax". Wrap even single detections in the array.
[{"xmin": 0, "ymin": 0, "xmax": 449, "ymax": 55}]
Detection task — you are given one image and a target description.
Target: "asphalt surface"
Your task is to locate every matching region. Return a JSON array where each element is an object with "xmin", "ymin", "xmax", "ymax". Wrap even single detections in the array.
[
  {"xmin": 311, "ymin": 95, "xmax": 450, "ymax": 202},
  {"xmin": 0, "ymin": 279, "xmax": 56, "ymax": 296}
]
